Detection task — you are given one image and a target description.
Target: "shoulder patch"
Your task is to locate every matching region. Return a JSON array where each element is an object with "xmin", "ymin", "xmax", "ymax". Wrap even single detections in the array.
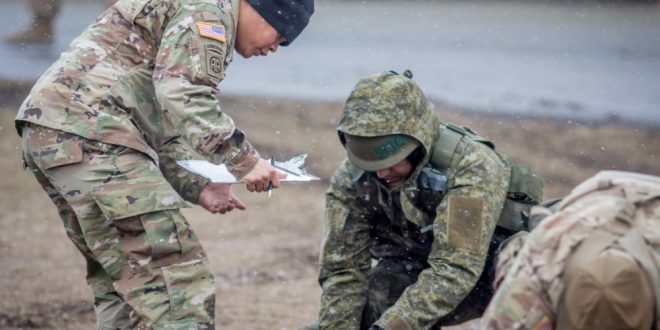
[
  {"xmin": 196, "ymin": 22, "xmax": 226, "ymax": 43},
  {"xmin": 205, "ymin": 44, "xmax": 224, "ymax": 80}
]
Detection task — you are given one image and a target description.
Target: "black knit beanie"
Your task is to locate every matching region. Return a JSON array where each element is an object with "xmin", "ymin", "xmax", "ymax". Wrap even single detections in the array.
[{"xmin": 244, "ymin": 0, "xmax": 314, "ymax": 46}]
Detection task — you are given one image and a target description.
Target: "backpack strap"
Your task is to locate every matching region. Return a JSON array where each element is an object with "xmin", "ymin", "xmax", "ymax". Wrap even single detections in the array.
[
  {"xmin": 430, "ymin": 123, "xmax": 466, "ymax": 173},
  {"xmin": 431, "ymin": 122, "xmax": 498, "ymax": 173},
  {"xmin": 462, "ymin": 125, "xmax": 495, "ymax": 149}
]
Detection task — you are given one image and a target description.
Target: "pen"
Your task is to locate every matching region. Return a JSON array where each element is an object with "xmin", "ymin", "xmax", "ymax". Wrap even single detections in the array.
[
  {"xmin": 268, "ymin": 156, "xmax": 274, "ymax": 198},
  {"xmin": 271, "ymin": 163, "xmax": 299, "ymax": 176}
]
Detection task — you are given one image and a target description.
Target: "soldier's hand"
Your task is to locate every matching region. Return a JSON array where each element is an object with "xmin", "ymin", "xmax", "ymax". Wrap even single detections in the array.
[
  {"xmin": 241, "ymin": 158, "xmax": 287, "ymax": 192},
  {"xmin": 199, "ymin": 183, "xmax": 247, "ymax": 214},
  {"xmin": 442, "ymin": 318, "xmax": 482, "ymax": 330}
]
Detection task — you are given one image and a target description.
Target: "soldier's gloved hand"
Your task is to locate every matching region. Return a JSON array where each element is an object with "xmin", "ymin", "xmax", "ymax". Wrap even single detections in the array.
[
  {"xmin": 199, "ymin": 182, "xmax": 247, "ymax": 214},
  {"xmin": 368, "ymin": 325, "xmax": 385, "ymax": 330},
  {"xmin": 241, "ymin": 158, "xmax": 287, "ymax": 192}
]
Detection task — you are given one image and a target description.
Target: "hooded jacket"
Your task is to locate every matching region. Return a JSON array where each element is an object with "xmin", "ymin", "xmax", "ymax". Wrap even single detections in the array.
[{"xmin": 318, "ymin": 72, "xmax": 511, "ymax": 329}]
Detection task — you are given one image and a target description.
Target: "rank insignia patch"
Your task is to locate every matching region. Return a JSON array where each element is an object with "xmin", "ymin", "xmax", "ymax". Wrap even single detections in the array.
[{"xmin": 196, "ymin": 22, "xmax": 226, "ymax": 43}]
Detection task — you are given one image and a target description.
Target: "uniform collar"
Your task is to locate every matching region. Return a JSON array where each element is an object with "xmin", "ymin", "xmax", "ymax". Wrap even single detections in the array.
[
  {"xmin": 230, "ymin": 0, "xmax": 240, "ymax": 45},
  {"xmin": 220, "ymin": 0, "xmax": 240, "ymax": 66}
]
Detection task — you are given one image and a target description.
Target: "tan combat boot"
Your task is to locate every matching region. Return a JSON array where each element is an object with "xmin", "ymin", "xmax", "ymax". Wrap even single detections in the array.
[{"xmin": 5, "ymin": 16, "xmax": 55, "ymax": 44}]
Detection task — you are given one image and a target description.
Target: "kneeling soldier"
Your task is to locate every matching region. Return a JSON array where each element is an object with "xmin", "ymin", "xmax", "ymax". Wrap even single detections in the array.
[{"xmin": 308, "ymin": 71, "xmax": 543, "ymax": 330}]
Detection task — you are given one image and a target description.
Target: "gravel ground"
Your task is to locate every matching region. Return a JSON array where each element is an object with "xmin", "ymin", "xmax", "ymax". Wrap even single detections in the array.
[{"xmin": 1, "ymin": 91, "xmax": 659, "ymax": 329}]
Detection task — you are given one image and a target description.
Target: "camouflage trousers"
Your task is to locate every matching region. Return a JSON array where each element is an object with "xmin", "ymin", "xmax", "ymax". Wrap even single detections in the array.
[
  {"xmin": 20, "ymin": 124, "xmax": 215, "ymax": 330},
  {"xmin": 363, "ymin": 258, "xmax": 493, "ymax": 329},
  {"xmin": 305, "ymin": 256, "xmax": 495, "ymax": 330}
]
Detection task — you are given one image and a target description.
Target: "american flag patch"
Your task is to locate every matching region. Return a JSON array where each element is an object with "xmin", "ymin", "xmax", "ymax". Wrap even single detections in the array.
[{"xmin": 196, "ymin": 22, "xmax": 226, "ymax": 43}]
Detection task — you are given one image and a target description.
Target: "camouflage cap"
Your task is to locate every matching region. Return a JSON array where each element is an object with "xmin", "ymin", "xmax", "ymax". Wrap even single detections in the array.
[
  {"xmin": 557, "ymin": 251, "xmax": 654, "ymax": 330},
  {"xmin": 343, "ymin": 133, "xmax": 420, "ymax": 172}
]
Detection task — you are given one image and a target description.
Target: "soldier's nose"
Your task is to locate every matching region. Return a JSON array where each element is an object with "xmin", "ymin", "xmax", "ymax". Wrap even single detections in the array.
[
  {"xmin": 269, "ymin": 43, "xmax": 279, "ymax": 53},
  {"xmin": 376, "ymin": 169, "xmax": 390, "ymax": 179}
]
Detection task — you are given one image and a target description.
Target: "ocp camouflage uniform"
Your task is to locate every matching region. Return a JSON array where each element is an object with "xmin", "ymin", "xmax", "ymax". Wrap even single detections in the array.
[
  {"xmin": 317, "ymin": 72, "xmax": 518, "ymax": 330},
  {"xmin": 17, "ymin": 0, "xmax": 258, "ymax": 177},
  {"xmin": 15, "ymin": 0, "xmax": 256, "ymax": 328},
  {"xmin": 479, "ymin": 171, "xmax": 660, "ymax": 330}
]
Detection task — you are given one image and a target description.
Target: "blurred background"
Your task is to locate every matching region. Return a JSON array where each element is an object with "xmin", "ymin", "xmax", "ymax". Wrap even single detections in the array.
[
  {"xmin": 0, "ymin": 0, "xmax": 659, "ymax": 329},
  {"xmin": 2, "ymin": 0, "xmax": 660, "ymax": 123}
]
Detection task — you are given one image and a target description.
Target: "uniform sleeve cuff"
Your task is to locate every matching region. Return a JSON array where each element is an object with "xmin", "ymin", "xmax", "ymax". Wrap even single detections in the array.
[
  {"xmin": 188, "ymin": 176, "xmax": 211, "ymax": 204},
  {"xmin": 225, "ymin": 140, "xmax": 260, "ymax": 179},
  {"xmin": 376, "ymin": 311, "xmax": 413, "ymax": 330}
]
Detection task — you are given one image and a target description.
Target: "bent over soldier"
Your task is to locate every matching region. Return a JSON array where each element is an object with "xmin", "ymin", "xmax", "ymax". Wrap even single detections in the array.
[
  {"xmin": 308, "ymin": 71, "xmax": 543, "ymax": 330},
  {"xmin": 468, "ymin": 171, "xmax": 660, "ymax": 330},
  {"xmin": 15, "ymin": 0, "xmax": 313, "ymax": 328}
]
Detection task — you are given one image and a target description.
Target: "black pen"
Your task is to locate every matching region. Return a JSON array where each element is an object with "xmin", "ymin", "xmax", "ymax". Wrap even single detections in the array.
[{"xmin": 268, "ymin": 156, "xmax": 274, "ymax": 198}]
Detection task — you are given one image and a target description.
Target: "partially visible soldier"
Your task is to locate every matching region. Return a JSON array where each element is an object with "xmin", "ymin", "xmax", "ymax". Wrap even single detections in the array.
[
  {"xmin": 458, "ymin": 171, "xmax": 660, "ymax": 330},
  {"xmin": 5, "ymin": 0, "xmax": 115, "ymax": 44},
  {"xmin": 307, "ymin": 71, "xmax": 543, "ymax": 330},
  {"xmin": 15, "ymin": 0, "xmax": 313, "ymax": 328}
]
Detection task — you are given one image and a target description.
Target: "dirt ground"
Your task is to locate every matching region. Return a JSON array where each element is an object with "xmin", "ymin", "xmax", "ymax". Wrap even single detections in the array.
[{"xmin": 1, "ymin": 89, "xmax": 659, "ymax": 329}]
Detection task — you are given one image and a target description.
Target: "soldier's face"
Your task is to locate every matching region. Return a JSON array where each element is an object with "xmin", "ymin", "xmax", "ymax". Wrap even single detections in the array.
[
  {"xmin": 236, "ymin": 1, "xmax": 287, "ymax": 58},
  {"xmin": 375, "ymin": 159, "xmax": 413, "ymax": 188}
]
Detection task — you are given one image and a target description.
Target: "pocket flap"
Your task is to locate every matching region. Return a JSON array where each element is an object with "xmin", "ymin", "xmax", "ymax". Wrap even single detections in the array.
[
  {"xmin": 34, "ymin": 139, "xmax": 83, "ymax": 170},
  {"xmin": 92, "ymin": 178, "xmax": 189, "ymax": 221}
]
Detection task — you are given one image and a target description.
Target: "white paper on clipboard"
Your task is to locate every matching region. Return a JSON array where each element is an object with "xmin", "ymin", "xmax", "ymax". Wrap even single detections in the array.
[{"xmin": 177, "ymin": 154, "xmax": 320, "ymax": 183}]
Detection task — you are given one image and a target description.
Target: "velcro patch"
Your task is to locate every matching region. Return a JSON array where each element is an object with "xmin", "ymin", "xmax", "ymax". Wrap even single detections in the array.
[
  {"xmin": 205, "ymin": 44, "xmax": 224, "ymax": 80},
  {"xmin": 447, "ymin": 196, "xmax": 484, "ymax": 252},
  {"xmin": 196, "ymin": 22, "xmax": 226, "ymax": 43},
  {"xmin": 386, "ymin": 315, "xmax": 412, "ymax": 330}
]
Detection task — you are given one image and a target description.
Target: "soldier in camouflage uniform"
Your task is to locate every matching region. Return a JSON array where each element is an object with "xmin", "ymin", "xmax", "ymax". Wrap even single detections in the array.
[
  {"xmin": 309, "ymin": 71, "xmax": 542, "ymax": 330},
  {"xmin": 15, "ymin": 0, "xmax": 313, "ymax": 328},
  {"xmin": 463, "ymin": 171, "xmax": 660, "ymax": 330}
]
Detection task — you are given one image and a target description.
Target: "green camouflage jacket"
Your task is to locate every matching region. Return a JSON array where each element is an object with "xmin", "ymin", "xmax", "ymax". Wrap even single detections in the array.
[
  {"xmin": 15, "ymin": 0, "xmax": 258, "ymax": 202},
  {"xmin": 319, "ymin": 72, "xmax": 511, "ymax": 330},
  {"xmin": 479, "ymin": 171, "xmax": 660, "ymax": 330}
]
